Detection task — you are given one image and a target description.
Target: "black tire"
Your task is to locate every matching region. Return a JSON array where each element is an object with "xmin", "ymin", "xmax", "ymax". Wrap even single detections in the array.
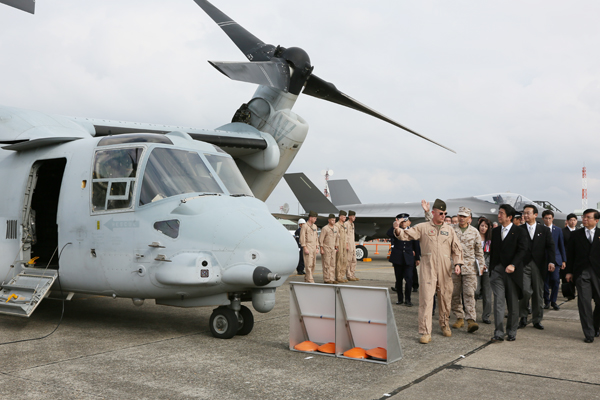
[
  {"xmin": 356, "ymin": 245, "xmax": 368, "ymax": 261},
  {"xmin": 236, "ymin": 305, "xmax": 254, "ymax": 336},
  {"xmin": 209, "ymin": 307, "xmax": 238, "ymax": 339}
]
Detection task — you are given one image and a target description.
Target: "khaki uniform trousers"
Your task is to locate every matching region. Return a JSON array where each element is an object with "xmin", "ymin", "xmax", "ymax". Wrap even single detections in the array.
[
  {"xmin": 418, "ymin": 256, "xmax": 454, "ymax": 335},
  {"xmin": 303, "ymin": 249, "xmax": 317, "ymax": 283},
  {"xmin": 321, "ymin": 247, "xmax": 336, "ymax": 282},
  {"xmin": 346, "ymin": 247, "xmax": 357, "ymax": 279},
  {"xmin": 336, "ymin": 245, "xmax": 347, "ymax": 281},
  {"xmin": 451, "ymin": 273, "xmax": 478, "ymax": 321}
]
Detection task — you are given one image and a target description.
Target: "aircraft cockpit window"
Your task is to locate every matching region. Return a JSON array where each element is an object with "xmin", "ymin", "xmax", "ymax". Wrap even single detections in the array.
[
  {"xmin": 474, "ymin": 193, "xmax": 535, "ymax": 211},
  {"xmin": 204, "ymin": 154, "xmax": 253, "ymax": 197},
  {"xmin": 92, "ymin": 148, "xmax": 142, "ymax": 212},
  {"xmin": 139, "ymin": 148, "xmax": 223, "ymax": 206}
]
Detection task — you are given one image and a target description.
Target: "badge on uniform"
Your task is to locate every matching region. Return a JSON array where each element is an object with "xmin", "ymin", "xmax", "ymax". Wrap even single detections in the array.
[
  {"xmin": 440, "ymin": 231, "xmax": 449, "ymax": 236},
  {"xmin": 428, "ymin": 229, "xmax": 436, "ymax": 236}
]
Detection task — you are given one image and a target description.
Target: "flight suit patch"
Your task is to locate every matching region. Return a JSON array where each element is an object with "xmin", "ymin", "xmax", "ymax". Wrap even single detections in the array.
[
  {"xmin": 428, "ymin": 229, "xmax": 436, "ymax": 236},
  {"xmin": 440, "ymin": 231, "xmax": 449, "ymax": 236}
]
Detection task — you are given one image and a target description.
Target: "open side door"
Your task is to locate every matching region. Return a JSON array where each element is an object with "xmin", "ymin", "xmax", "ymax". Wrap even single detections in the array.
[{"xmin": 0, "ymin": 267, "xmax": 58, "ymax": 317}]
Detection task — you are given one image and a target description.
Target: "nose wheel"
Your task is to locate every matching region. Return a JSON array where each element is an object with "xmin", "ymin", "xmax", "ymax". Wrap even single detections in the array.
[{"xmin": 209, "ymin": 305, "xmax": 255, "ymax": 339}]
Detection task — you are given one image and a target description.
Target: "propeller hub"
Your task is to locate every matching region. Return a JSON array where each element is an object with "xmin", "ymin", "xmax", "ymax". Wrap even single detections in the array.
[{"xmin": 280, "ymin": 47, "xmax": 312, "ymax": 94}]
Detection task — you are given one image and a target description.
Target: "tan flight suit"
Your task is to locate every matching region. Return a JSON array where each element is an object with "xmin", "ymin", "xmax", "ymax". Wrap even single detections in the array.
[
  {"xmin": 451, "ymin": 224, "xmax": 485, "ymax": 321},
  {"xmin": 319, "ymin": 224, "xmax": 339, "ymax": 283},
  {"xmin": 300, "ymin": 222, "xmax": 319, "ymax": 283},
  {"xmin": 345, "ymin": 220, "xmax": 357, "ymax": 279},
  {"xmin": 334, "ymin": 221, "xmax": 348, "ymax": 281},
  {"xmin": 396, "ymin": 221, "xmax": 464, "ymax": 335}
]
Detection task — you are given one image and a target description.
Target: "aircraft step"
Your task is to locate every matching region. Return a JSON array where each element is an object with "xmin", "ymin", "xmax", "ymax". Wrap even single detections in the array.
[{"xmin": 0, "ymin": 267, "xmax": 58, "ymax": 317}]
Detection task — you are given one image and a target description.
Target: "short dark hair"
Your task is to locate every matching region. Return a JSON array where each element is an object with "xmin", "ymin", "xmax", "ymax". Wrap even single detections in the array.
[
  {"xmin": 542, "ymin": 209, "xmax": 554, "ymax": 218},
  {"xmin": 523, "ymin": 204, "xmax": 538, "ymax": 214},
  {"xmin": 499, "ymin": 204, "xmax": 515, "ymax": 219},
  {"xmin": 567, "ymin": 213, "xmax": 577, "ymax": 221},
  {"xmin": 583, "ymin": 209, "xmax": 600, "ymax": 220}
]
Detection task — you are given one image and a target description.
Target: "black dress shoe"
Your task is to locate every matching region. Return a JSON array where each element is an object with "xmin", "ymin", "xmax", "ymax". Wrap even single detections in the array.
[
  {"xmin": 543, "ymin": 303, "xmax": 550, "ymax": 310},
  {"xmin": 584, "ymin": 337, "xmax": 594, "ymax": 343},
  {"xmin": 518, "ymin": 317, "xmax": 527, "ymax": 329},
  {"xmin": 551, "ymin": 302, "xmax": 560, "ymax": 311},
  {"xmin": 391, "ymin": 286, "xmax": 397, "ymax": 292},
  {"xmin": 490, "ymin": 335, "xmax": 504, "ymax": 343},
  {"xmin": 482, "ymin": 318, "xmax": 491, "ymax": 324},
  {"xmin": 533, "ymin": 323, "xmax": 544, "ymax": 330},
  {"xmin": 507, "ymin": 335, "xmax": 516, "ymax": 341},
  {"xmin": 405, "ymin": 301, "xmax": 413, "ymax": 307}
]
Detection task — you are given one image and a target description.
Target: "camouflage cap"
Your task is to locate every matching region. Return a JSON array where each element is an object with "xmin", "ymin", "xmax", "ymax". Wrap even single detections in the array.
[
  {"xmin": 432, "ymin": 199, "xmax": 446, "ymax": 211},
  {"xmin": 348, "ymin": 210, "xmax": 356, "ymax": 216},
  {"xmin": 339, "ymin": 210, "xmax": 347, "ymax": 216},
  {"xmin": 328, "ymin": 213, "xmax": 336, "ymax": 219},
  {"xmin": 308, "ymin": 211, "xmax": 318, "ymax": 217},
  {"xmin": 457, "ymin": 207, "xmax": 471, "ymax": 217}
]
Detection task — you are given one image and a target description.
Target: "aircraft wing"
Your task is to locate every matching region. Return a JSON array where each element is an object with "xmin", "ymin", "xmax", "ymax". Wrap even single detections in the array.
[{"xmin": 0, "ymin": 0, "xmax": 34, "ymax": 13}]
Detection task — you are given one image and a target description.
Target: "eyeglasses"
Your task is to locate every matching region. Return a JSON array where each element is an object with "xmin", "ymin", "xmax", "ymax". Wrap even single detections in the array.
[{"xmin": 437, "ymin": 211, "xmax": 447, "ymax": 216}]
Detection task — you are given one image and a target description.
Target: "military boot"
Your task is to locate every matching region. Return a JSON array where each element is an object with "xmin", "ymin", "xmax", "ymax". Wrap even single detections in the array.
[
  {"xmin": 452, "ymin": 318, "xmax": 464, "ymax": 329},
  {"xmin": 419, "ymin": 334, "xmax": 431, "ymax": 344},
  {"xmin": 442, "ymin": 326, "xmax": 452, "ymax": 337},
  {"xmin": 467, "ymin": 319, "xmax": 479, "ymax": 333}
]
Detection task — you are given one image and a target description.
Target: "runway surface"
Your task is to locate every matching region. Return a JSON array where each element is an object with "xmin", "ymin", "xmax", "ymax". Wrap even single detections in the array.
[{"xmin": 1, "ymin": 253, "xmax": 598, "ymax": 399}]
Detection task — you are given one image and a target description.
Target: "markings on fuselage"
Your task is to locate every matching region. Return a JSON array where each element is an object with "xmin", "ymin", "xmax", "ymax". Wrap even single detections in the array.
[{"xmin": 104, "ymin": 218, "xmax": 140, "ymax": 231}]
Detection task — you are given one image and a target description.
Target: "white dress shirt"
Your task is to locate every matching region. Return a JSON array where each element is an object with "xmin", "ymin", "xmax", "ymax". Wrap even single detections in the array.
[{"xmin": 501, "ymin": 223, "xmax": 513, "ymax": 240}]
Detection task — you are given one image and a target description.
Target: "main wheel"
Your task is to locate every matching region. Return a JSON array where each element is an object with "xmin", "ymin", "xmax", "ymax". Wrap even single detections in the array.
[
  {"xmin": 236, "ymin": 305, "xmax": 254, "ymax": 336},
  {"xmin": 209, "ymin": 307, "xmax": 239, "ymax": 339},
  {"xmin": 356, "ymin": 245, "xmax": 368, "ymax": 261}
]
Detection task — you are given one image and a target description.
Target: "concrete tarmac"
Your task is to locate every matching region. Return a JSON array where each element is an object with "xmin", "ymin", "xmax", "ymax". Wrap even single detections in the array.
[{"xmin": 1, "ymin": 253, "xmax": 598, "ymax": 399}]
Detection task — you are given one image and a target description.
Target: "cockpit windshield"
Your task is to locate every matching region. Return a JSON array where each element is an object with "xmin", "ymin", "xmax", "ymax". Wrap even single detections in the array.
[
  {"xmin": 139, "ymin": 148, "xmax": 223, "ymax": 205},
  {"xmin": 474, "ymin": 193, "xmax": 535, "ymax": 211},
  {"xmin": 204, "ymin": 154, "xmax": 254, "ymax": 197}
]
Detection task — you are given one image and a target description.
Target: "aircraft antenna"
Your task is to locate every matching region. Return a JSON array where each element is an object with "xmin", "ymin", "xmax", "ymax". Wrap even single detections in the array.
[
  {"xmin": 321, "ymin": 169, "xmax": 334, "ymax": 199},
  {"xmin": 582, "ymin": 165, "xmax": 588, "ymax": 210}
]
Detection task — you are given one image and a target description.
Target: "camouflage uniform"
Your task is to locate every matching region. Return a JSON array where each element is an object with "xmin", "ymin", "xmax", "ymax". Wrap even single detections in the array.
[
  {"xmin": 335, "ymin": 220, "xmax": 348, "ymax": 282},
  {"xmin": 300, "ymin": 222, "xmax": 319, "ymax": 283},
  {"xmin": 395, "ymin": 221, "xmax": 464, "ymax": 335},
  {"xmin": 451, "ymin": 224, "xmax": 485, "ymax": 321},
  {"xmin": 319, "ymin": 224, "xmax": 339, "ymax": 283},
  {"xmin": 345, "ymin": 219, "xmax": 357, "ymax": 279}
]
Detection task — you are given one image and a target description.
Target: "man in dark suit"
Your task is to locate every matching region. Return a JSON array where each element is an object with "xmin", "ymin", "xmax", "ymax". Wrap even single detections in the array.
[
  {"xmin": 542, "ymin": 210, "xmax": 566, "ymax": 310},
  {"xmin": 388, "ymin": 213, "xmax": 421, "ymax": 306},
  {"xmin": 489, "ymin": 204, "xmax": 528, "ymax": 342},
  {"xmin": 565, "ymin": 209, "xmax": 600, "ymax": 343},
  {"xmin": 518, "ymin": 204, "xmax": 556, "ymax": 330},
  {"xmin": 562, "ymin": 213, "xmax": 579, "ymax": 300}
]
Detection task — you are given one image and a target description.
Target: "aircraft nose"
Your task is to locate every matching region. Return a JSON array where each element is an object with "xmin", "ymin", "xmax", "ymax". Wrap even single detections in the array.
[{"xmin": 236, "ymin": 219, "xmax": 299, "ymax": 278}]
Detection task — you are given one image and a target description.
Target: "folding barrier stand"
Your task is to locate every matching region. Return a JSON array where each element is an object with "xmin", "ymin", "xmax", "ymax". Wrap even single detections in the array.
[{"xmin": 289, "ymin": 282, "xmax": 402, "ymax": 364}]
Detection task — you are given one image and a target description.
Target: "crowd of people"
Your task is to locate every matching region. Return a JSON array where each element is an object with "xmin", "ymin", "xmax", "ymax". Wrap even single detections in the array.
[{"xmin": 293, "ymin": 200, "xmax": 600, "ymax": 345}]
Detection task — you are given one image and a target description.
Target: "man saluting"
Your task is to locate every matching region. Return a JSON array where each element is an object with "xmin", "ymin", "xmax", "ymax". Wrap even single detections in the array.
[{"xmin": 394, "ymin": 199, "xmax": 463, "ymax": 344}]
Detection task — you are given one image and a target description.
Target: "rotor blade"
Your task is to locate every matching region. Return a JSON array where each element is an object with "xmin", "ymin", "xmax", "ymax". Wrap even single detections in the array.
[
  {"xmin": 303, "ymin": 75, "xmax": 455, "ymax": 153},
  {"xmin": 0, "ymin": 0, "xmax": 35, "ymax": 13},
  {"xmin": 209, "ymin": 60, "xmax": 290, "ymax": 92},
  {"xmin": 193, "ymin": 0, "xmax": 275, "ymax": 61}
]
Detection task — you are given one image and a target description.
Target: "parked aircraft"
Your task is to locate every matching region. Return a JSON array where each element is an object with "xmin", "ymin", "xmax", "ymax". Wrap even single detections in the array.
[
  {"xmin": 281, "ymin": 173, "xmax": 568, "ymax": 260},
  {"xmin": 0, "ymin": 1, "xmax": 453, "ymax": 338}
]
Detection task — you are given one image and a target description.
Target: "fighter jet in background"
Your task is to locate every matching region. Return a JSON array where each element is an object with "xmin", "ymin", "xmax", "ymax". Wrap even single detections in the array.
[{"xmin": 280, "ymin": 173, "xmax": 568, "ymax": 260}]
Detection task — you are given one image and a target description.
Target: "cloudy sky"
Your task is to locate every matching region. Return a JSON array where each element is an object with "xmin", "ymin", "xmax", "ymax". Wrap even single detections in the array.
[{"xmin": 1, "ymin": 0, "xmax": 599, "ymax": 216}]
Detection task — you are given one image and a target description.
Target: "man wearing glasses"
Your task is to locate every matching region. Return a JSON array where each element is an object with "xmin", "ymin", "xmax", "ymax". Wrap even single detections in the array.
[{"xmin": 394, "ymin": 199, "xmax": 464, "ymax": 344}]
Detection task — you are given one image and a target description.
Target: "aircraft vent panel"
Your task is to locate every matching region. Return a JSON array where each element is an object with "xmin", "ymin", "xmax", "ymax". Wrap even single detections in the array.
[
  {"xmin": 5, "ymin": 220, "xmax": 17, "ymax": 239},
  {"xmin": 0, "ymin": 268, "xmax": 58, "ymax": 317}
]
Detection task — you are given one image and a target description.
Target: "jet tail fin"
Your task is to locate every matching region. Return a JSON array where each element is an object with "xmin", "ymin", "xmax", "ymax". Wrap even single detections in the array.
[
  {"xmin": 1, "ymin": 0, "xmax": 35, "ymax": 13},
  {"xmin": 328, "ymin": 179, "xmax": 361, "ymax": 207},
  {"xmin": 283, "ymin": 173, "xmax": 338, "ymax": 214}
]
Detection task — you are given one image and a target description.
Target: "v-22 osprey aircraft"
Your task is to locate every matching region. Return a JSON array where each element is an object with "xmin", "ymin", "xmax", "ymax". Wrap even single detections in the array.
[{"xmin": 0, "ymin": 0, "xmax": 453, "ymax": 338}]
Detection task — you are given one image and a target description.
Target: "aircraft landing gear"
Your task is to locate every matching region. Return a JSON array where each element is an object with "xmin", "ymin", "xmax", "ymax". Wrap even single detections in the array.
[
  {"xmin": 356, "ymin": 244, "xmax": 368, "ymax": 261},
  {"xmin": 209, "ymin": 294, "xmax": 255, "ymax": 339}
]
